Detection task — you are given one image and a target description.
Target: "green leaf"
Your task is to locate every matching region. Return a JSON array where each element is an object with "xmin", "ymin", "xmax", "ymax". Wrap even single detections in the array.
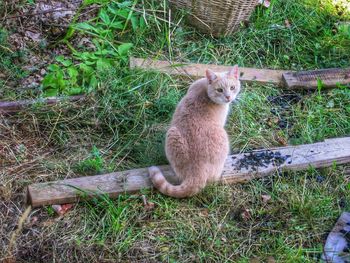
[
  {"xmin": 44, "ymin": 88, "xmax": 59, "ymax": 97},
  {"xmin": 89, "ymin": 75, "xmax": 98, "ymax": 90},
  {"xmin": 110, "ymin": 21, "xmax": 124, "ymax": 29},
  {"xmin": 67, "ymin": 66, "xmax": 79, "ymax": 84},
  {"xmin": 116, "ymin": 9, "xmax": 129, "ymax": 19},
  {"xmin": 75, "ymin": 22, "xmax": 98, "ymax": 33},
  {"xmin": 80, "ymin": 63, "xmax": 93, "ymax": 75},
  {"xmin": 139, "ymin": 16, "xmax": 146, "ymax": 29},
  {"xmin": 64, "ymin": 27, "xmax": 75, "ymax": 40},
  {"xmin": 84, "ymin": 60, "xmax": 96, "ymax": 65},
  {"xmin": 94, "ymin": 49, "xmax": 110, "ymax": 55},
  {"xmin": 67, "ymin": 87, "xmax": 83, "ymax": 95},
  {"xmin": 99, "ymin": 8, "xmax": 110, "ymax": 25},
  {"xmin": 118, "ymin": 43, "xmax": 133, "ymax": 57},
  {"xmin": 67, "ymin": 66, "xmax": 78, "ymax": 78},
  {"xmin": 47, "ymin": 64, "xmax": 60, "ymax": 71},
  {"xmin": 56, "ymin": 70, "xmax": 66, "ymax": 89},
  {"xmin": 117, "ymin": 1, "xmax": 132, "ymax": 8},
  {"xmin": 74, "ymin": 51, "xmax": 93, "ymax": 61},
  {"xmin": 56, "ymin": 56, "xmax": 72, "ymax": 67},
  {"xmin": 96, "ymin": 58, "xmax": 112, "ymax": 71},
  {"xmin": 55, "ymin": 56, "xmax": 65, "ymax": 62},
  {"xmin": 42, "ymin": 73, "xmax": 56, "ymax": 88},
  {"xmin": 83, "ymin": 0, "xmax": 109, "ymax": 5},
  {"xmin": 130, "ymin": 15, "xmax": 139, "ymax": 30}
]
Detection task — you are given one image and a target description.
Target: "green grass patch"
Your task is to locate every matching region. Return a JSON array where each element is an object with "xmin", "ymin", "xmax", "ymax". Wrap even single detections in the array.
[
  {"xmin": 74, "ymin": 166, "xmax": 349, "ymax": 261},
  {"xmin": 132, "ymin": 0, "xmax": 350, "ymax": 70},
  {"xmin": 290, "ymin": 87, "xmax": 350, "ymax": 144}
]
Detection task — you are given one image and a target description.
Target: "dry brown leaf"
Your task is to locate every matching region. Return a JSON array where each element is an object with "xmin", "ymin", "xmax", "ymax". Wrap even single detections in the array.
[
  {"xmin": 241, "ymin": 209, "xmax": 252, "ymax": 221},
  {"xmin": 24, "ymin": 31, "xmax": 42, "ymax": 42},
  {"xmin": 249, "ymin": 257, "xmax": 261, "ymax": 263},
  {"xmin": 52, "ymin": 203, "xmax": 73, "ymax": 216},
  {"xmin": 199, "ymin": 208, "xmax": 209, "ymax": 217},
  {"xmin": 141, "ymin": 195, "xmax": 155, "ymax": 211},
  {"xmin": 3, "ymin": 257, "xmax": 16, "ymax": 263}
]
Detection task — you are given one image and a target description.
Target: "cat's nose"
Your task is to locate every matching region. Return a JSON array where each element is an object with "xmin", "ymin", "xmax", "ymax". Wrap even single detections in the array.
[{"xmin": 225, "ymin": 95, "xmax": 231, "ymax": 101}]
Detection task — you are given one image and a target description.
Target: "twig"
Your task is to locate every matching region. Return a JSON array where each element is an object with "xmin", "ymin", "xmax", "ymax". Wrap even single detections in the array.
[
  {"xmin": 0, "ymin": 44, "xmax": 14, "ymax": 53},
  {"xmin": 0, "ymin": 95, "xmax": 85, "ymax": 115}
]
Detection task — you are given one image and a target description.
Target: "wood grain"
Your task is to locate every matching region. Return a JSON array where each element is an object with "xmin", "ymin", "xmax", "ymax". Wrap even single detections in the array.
[
  {"xmin": 27, "ymin": 137, "xmax": 350, "ymax": 207},
  {"xmin": 130, "ymin": 57, "xmax": 289, "ymax": 86},
  {"xmin": 282, "ymin": 68, "xmax": 350, "ymax": 89},
  {"xmin": 0, "ymin": 95, "xmax": 85, "ymax": 114}
]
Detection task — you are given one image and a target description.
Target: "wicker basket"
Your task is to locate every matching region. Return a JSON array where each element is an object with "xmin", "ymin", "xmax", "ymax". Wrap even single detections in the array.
[{"xmin": 170, "ymin": 0, "xmax": 259, "ymax": 36}]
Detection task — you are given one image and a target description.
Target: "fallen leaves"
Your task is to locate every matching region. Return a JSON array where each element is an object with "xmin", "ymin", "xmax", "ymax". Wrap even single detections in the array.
[
  {"xmin": 241, "ymin": 208, "xmax": 252, "ymax": 221},
  {"xmin": 141, "ymin": 195, "xmax": 155, "ymax": 211},
  {"xmin": 51, "ymin": 204, "xmax": 73, "ymax": 216},
  {"xmin": 24, "ymin": 30, "xmax": 42, "ymax": 42},
  {"xmin": 199, "ymin": 208, "xmax": 209, "ymax": 217},
  {"xmin": 2, "ymin": 257, "xmax": 16, "ymax": 263}
]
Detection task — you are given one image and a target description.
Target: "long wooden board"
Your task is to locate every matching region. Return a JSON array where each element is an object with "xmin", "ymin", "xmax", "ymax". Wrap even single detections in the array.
[
  {"xmin": 0, "ymin": 95, "xmax": 85, "ymax": 114},
  {"xmin": 283, "ymin": 68, "xmax": 350, "ymax": 89},
  {"xmin": 27, "ymin": 137, "xmax": 350, "ymax": 207},
  {"xmin": 130, "ymin": 57, "xmax": 289, "ymax": 86}
]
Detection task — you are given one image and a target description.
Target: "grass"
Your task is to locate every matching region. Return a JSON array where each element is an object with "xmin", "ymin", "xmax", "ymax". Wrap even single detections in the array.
[
  {"xmin": 72, "ymin": 166, "xmax": 349, "ymax": 262},
  {"xmin": 290, "ymin": 87, "xmax": 350, "ymax": 144},
  {"xmin": 0, "ymin": 28, "xmax": 29, "ymax": 99},
  {"xmin": 131, "ymin": 0, "xmax": 350, "ymax": 70},
  {"xmin": 1, "ymin": 0, "xmax": 350, "ymax": 262}
]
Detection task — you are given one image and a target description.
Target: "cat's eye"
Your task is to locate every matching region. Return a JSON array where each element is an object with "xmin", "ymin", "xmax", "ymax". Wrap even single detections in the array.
[
  {"xmin": 230, "ymin": 86, "xmax": 235, "ymax": 90},
  {"xmin": 217, "ymin": 88, "xmax": 223, "ymax": 93}
]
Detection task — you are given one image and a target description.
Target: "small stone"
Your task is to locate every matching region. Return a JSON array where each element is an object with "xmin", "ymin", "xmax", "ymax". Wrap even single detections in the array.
[
  {"xmin": 316, "ymin": 175, "xmax": 325, "ymax": 183},
  {"xmin": 261, "ymin": 194, "xmax": 272, "ymax": 203},
  {"xmin": 40, "ymin": 68, "xmax": 47, "ymax": 75}
]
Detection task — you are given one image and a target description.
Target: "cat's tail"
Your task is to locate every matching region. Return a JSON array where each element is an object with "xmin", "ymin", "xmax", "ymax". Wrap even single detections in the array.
[{"xmin": 148, "ymin": 166, "xmax": 205, "ymax": 198}]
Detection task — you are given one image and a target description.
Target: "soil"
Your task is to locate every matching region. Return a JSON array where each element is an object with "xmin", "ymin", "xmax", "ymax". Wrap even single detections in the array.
[{"xmin": 0, "ymin": 0, "xmax": 98, "ymax": 92}]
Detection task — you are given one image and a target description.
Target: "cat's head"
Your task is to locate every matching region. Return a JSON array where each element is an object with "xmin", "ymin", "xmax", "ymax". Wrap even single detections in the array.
[{"xmin": 206, "ymin": 65, "xmax": 241, "ymax": 105}]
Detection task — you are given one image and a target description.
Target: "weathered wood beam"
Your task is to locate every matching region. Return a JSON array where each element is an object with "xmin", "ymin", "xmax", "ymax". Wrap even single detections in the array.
[
  {"xmin": 0, "ymin": 95, "xmax": 85, "ymax": 114},
  {"xmin": 27, "ymin": 137, "xmax": 350, "ymax": 207},
  {"xmin": 130, "ymin": 58, "xmax": 350, "ymax": 89},
  {"xmin": 130, "ymin": 57, "xmax": 289, "ymax": 86},
  {"xmin": 283, "ymin": 68, "xmax": 350, "ymax": 89}
]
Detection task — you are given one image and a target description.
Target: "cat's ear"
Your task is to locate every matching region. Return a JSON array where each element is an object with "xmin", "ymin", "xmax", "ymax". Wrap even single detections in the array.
[
  {"xmin": 206, "ymin": 69, "xmax": 217, "ymax": 84},
  {"xmin": 227, "ymin": 65, "xmax": 239, "ymax": 79}
]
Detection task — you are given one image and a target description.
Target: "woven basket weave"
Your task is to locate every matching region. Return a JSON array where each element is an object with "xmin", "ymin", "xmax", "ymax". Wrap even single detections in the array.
[{"xmin": 170, "ymin": 0, "xmax": 259, "ymax": 36}]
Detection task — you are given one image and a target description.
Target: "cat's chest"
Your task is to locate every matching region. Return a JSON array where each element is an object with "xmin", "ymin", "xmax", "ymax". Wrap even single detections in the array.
[{"xmin": 217, "ymin": 104, "xmax": 230, "ymax": 126}]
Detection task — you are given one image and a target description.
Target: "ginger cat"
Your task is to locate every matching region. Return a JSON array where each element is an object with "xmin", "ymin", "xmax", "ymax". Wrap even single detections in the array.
[{"xmin": 148, "ymin": 65, "xmax": 241, "ymax": 198}]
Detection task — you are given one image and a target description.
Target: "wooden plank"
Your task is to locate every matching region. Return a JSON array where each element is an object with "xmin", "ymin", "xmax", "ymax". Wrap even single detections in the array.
[
  {"xmin": 0, "ymin": 95, "xmax": 85, "ymax": 114},
  {"xmin": 27, "ymin": 137, "xmax": 350, "ymax": 207},
  {"xmin": 282, "ymin": 68, "xmax": 350, "ymax": 89},
  {"xmin": 130, "ymin": 57, "xmax": 289, "ymax": 86}
]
